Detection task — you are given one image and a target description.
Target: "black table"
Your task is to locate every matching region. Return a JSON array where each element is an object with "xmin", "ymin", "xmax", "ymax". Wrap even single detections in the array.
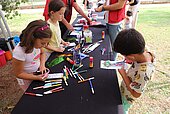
[{"xmin": 12, "ymin": 16, "xmax": 123, "ymax": 114}]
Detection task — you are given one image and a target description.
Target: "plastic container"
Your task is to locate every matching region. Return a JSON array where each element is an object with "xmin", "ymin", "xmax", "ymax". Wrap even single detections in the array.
[
  {"xmin": 73, "ymin": 48, "xmax": 81, "ymax": 67},
  {"xmin": 13, "ymin": 35, "xmax": 20, "ymax": 45},
  {"xmin": 5, "ymin": 51, "xmax": 12, "ymax": 61},
  {"xmin": 0, "ymin": 50, "xmax": 7, "ymax": 67},
  {"xmin": 84, "ymin": 29, "xmax": 92, "ymax": 43}
]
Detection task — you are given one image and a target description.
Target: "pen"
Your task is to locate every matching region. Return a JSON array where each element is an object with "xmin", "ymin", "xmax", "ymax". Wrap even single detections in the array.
[
  {"xmin": 43, "ymin": 86, "xmax": 63, "ymax": 94},
  {"xmin": 66, "ymin": 68, "xmax": 73, "ymax": 77},
  {"xmin": 33, "ymin": 83, "xmax": 62, "ymax": 89},
  {"xmin": 45, "ymin": 79, "xmax": 62, "ymax": 83},
  {"xmin": 78, "ymin": 77, "xmax": 94, "ymax": 83},
  {"xmin": 25, "ymin": 92, "xmax": 43, "ymax": 97},
  {"xmin": 78, "ymin": 74, "xmax": 84, "ymax": 80},
  {"xmin": 63, "ymin": 76, "xmax": 68, "ymax": 86},
  {"xmin": 89, "ymin": 79, "xmax": 95, "ymax": 94},
  {"xmin": 70, "ymin": 68, "xmax": 76, "ymax": 78},
  {"xmin": 101, "ymin": 48, "xmax": 106, "ymax": 55},
  {"xmin": 75, "ymin": 73, "xmax": 82, "ymax": 81},
  {"xmin": 77, "ymin": 70, "xmax": 87, "ymax": 74},
  {"xmin": 74, "ymin": 64, "xmax": 83, "ymax": 72}
]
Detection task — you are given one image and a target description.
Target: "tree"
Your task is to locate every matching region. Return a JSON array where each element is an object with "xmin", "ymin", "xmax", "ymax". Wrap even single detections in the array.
[{"xmin": 0, "ymin": 0, "xmax": 28, "ymax": 19}]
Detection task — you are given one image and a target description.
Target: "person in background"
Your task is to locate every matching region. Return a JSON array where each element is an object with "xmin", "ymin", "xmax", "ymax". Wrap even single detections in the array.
[
  {"xmin": 124, "ymin": 10, "xmax": 133, "ymax": 29},
  {"xmin": 83, "ymin": 0, "xmax": 89, "ymax": 9},
  {"xmin": 95, "ymin": 0, "xmax": 127, "ymax": 60},
  {"xmin": 127, "ymin": 0, "xmax": 141, "ymax": 28},
  {"xmin": 43, "ymin": 0, "xmax": 91, "ymax": 37},
  {"xmin": 12, "ymin": 20, "xmax": 52, "ymax": 91},
  {"xmin": 45, "ymin": 0, "xmax": 70, "ymax": 59},
  {"xmin": 83, "ymin": 0, "xmax": 93, "ymax": 9},
  {"xmin": 114, "ymin": 29, "xmax": 155, "ymax": 114}
]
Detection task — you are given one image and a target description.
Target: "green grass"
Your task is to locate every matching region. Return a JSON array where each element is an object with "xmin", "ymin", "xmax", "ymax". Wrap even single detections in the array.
[
  {"xmin": 6, "ymin": 5, "xmax": 170, "ymax": 114},
  {"xmin": 6, "ymin": 12, "xmax": 43, "ymax": 35},
  {"xmin": 130, "ymin": 6, "xmax": 170, "ymax": 114}
]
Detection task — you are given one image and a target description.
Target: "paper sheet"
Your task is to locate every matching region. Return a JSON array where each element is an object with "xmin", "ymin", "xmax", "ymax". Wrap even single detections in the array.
[
  {"xmin": 47, "ymin": 73, "xmax": 63, "ymax": 79},
  {"xmin": 100, "ymin": 60, "xmax": 124, "ymax": 69}
]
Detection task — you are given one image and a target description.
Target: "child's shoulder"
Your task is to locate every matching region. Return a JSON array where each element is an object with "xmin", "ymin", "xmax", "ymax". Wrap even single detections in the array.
[{"xmin": 13, "ymin": 44, "xmax": 25, "ymax": 53}]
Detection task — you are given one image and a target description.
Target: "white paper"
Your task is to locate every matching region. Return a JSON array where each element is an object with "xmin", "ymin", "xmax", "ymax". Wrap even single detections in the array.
[
  {"xmin": 100, "ymin": 60, "xmax": 124, "ymax": 69},
  {"xmin": 47, "ymin": 73, "xmax": 63, "ymax": 79},
  {"xmin": 68, "ymin": 42, "xmax": 76, "ymax": 47},
  {"xmin": 69, "ymin": 30, "xmax": 82, "ymax": 36}
]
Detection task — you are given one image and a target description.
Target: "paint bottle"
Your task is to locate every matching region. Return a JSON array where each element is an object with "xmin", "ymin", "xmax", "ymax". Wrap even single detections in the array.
[
  {"xmin": 66, "ymin": 57, "xmax": 74, "ymax": 65},
  {"xmin": 89, "ymin": 57, "xmax": 93, "ymax": 68},
  {"xmin": 102, "ymin": 31, "xmax": 105, "ymax": 40}
]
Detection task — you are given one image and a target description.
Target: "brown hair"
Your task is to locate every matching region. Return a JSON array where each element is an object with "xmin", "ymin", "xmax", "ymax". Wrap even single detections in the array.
[
  {"xmin": 48, "ymin": 0, "xmax": 65, "ymax": 18},
  {"xmin": 19, "ymin": 20, "xmax": 52, "ymax": 53}
]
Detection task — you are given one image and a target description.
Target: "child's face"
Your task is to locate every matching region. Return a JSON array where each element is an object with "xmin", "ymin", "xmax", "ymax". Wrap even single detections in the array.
[
  {"xmin": 34, "ymin": 38, "xmax": 50, "ymax": 49},
  {"xmin": 51, "ymin": 7, "xmax": 66, "ymax": 21},
  {"xmin": 124, "ymin": 54, "xmax": 135, "ymax": 62}
]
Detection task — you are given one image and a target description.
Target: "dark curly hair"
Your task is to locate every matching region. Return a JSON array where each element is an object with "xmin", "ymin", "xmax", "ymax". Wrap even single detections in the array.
[{"xmin": 114, "ymin": 29, "xmax": 145, "ymax": 55}]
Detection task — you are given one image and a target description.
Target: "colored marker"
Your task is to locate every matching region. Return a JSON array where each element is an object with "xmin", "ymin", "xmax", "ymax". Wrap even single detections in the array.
[
  {"xmin": 89, "ymin": 79, "xmax": 95, "ymax": 94},
  {"xmin": 44, "ymin": 86, "xmax": 63, "ymax": 94},
  {"xmin": 45, "ymin": 79, "xmax": 62, "ymax": 83},
  {"xmin": 77, "ymin": 70, "xmax": 88, "ymax": 74},
  {"xmin": 78, "ymin": 77, "xmax": 94, "ymax": 83},
  {"xmin": 78, "ymin": 74, "xmax": 84, "ymax": 80},
  {"xmin": 70, "ymin": 68, "xmax": 76, "ymax": 78},
  {"xmin": 25, "ymin": 92, "xmax": 43, "ymax": 97},
  {"xmin": 63, "ymin": 76, "xmax": 68, "ymax": 86},
  {"xmin": 44, "ymin": 88, "xmax": 64, "ymax": 95},
  {"xmin": 101, "ymin": 48, "xmax": 106, "ymax": 55},
  {"xmin": 74, "ymin": 64, "xmax": 83, "ymax": 72}
]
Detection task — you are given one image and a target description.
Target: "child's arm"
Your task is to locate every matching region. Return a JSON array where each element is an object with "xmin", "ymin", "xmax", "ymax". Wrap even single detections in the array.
[
  {"xmin": 45, "ymin": 44, "xmax": 65, "ymax": 52},
  {"xmin": 127, "ymin": 0, "xmax": 134, "ymax": 5},
  {"xmin": 61, "ymin": 39, "xmax": 70, "ymax": 46},
  {"xmin": 118, "ymin": 68, "xmax": 141, "ymax": 98},
  {"xmin": 12, "ymin": 58, "xmax": 43, "ymax": 81},
  {"xmin": 39, "ymin": 48, "xmax": 47, "ymax": 72},
  {"xmin": 61, "ymin": 18, "xmax": 74, "ymax": 31}
]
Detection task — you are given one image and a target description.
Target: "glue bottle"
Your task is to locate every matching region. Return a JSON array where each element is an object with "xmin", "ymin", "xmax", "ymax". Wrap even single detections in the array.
[
  {"xmin": 66, "ymin": 57, "xmax": 74, "ymax": 65},
  {"xmin": 89, "ymin": 56, "xmax": 93, "ymax": 68},
  {"xmin": 73, "ymin": 47, "xmax": 82, "ymax": 67},
  {"xmin": 102, "ymin": 31, "xmax": 105, "ymax": 40}
]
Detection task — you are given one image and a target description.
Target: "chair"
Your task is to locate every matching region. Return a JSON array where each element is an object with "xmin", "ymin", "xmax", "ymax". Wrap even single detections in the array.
[{"xmin": 0, "ymin": 7, "xmax": 15, "ymax": 53}]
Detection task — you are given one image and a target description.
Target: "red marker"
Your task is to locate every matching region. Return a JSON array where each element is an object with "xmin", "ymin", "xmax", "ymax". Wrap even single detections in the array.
[{"xmin": 25, "ymin": 92, "xmax": 43, "ymax": 97}]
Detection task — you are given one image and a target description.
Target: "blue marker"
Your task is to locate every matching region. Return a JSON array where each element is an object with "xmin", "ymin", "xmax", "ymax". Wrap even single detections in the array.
[{"xmin": 89, "ymin": 79, "xmax": 95, "ymax": 94}]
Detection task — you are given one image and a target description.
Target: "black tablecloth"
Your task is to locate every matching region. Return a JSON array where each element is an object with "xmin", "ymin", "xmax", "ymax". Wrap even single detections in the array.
[{"xmin": 12, "ymin": 15, "xmax": 123, "ymax": 114}]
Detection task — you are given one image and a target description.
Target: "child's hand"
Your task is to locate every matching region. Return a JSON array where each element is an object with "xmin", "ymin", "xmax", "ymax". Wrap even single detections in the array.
[
  {"xmin": 39, "ymin": 68, "xmax": 50, "ymax": 81},
  {"xmin": 63, "ymin": 41, "xmax": 70, "ymax": 46},
  {"xmin": 95, "ymin": 6, "xmax": 102, "ymax": 12},
  {"xmin": 67, "ymin": 24, "xmax": 74, "ymax": 31},
  {"xmin": 58, "ymin": 47, "xmax": 65, "ymax": 52},
  {"xmin": 39, "ymin": 66, "xmax": 47, "ymax": 74}
]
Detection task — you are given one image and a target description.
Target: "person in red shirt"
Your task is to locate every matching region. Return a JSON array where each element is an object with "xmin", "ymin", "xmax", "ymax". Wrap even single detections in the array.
[
  {"xmin": 95, "ymin": 0, "xmax": 127, "ymax": 60},
  {"xmin": 43, "ymin": 0, "xmax": 91, "ymax": 37}
]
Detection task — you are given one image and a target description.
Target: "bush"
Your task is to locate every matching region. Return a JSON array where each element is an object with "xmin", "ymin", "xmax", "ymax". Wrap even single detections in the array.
[{"xmin": 0, "ymin": 0, "xmax": 28, "ymax": 19}]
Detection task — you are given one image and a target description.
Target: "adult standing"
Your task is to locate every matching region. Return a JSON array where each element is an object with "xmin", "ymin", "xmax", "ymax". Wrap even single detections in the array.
[
  {"xmin": 95, "ymin": 0, "xmax": 127, "ymax": 60},
  {"xmin": 43, "ymin": 0, "xmax": 91, "ymax": 37},
  {"xmin": 127, "ymin": 0, "xmax": 141, "ymax": 28}
]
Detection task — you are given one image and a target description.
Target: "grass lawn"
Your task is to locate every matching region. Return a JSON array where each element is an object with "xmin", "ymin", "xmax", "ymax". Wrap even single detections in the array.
[
  {"xmin": 5, "ymin": 4, "xmax": 170, "ymax": 114},
  {"xmin": 129, "ymin": 6, "xmax": 170, "ymax": 114}
]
